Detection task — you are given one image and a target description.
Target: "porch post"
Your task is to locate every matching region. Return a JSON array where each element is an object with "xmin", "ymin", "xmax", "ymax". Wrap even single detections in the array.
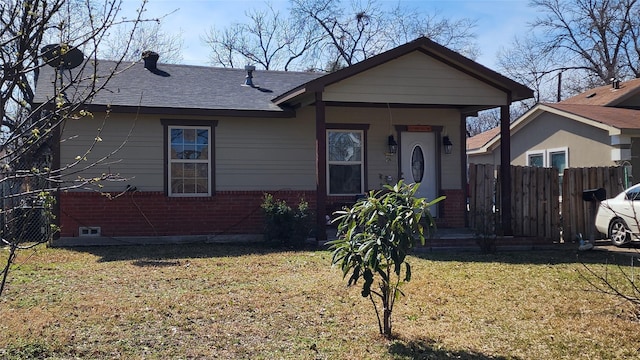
[
  {"xmin": 315, "ymin": 91, "xmax": 327, "ymax": 242},
  {"xmin": 500, "ymin": 94, "xmax": 513, "ymax": 236}
]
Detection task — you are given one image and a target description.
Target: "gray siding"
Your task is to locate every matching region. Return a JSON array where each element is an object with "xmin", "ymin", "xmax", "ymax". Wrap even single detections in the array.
[
  {"xmin": 511, "ymin": 113, "xmax": 612, "ymax": 167},
  {"xmin": 60, "ymin": 114, "xmax": 164, "ymax": 193},
  {"xmin": 61, "ymin": 105, "xmax": 465, "ymax": 194}
]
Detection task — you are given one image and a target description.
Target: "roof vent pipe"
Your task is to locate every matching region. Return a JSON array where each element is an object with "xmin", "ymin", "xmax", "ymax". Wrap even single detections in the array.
[
  {"xmin": 142, "ymin": 51, "xmax": 159, "ymax": 71},
  {"xmin": 612, "ymin": 78, "xmax": 621, "ymax": 89},
  {"xmin": 244, "ymin": 65, "xmax": 256, "ymax": 87}
]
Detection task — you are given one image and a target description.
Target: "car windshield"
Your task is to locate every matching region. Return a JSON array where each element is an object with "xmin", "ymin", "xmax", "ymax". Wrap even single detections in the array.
[{"xmin": 625, "ymin": 189, "xmax": 640, "ymax": 200}]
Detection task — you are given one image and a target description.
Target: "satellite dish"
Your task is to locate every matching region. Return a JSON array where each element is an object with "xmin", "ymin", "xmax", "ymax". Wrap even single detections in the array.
[{"xmin": 41, "ymin": 44, "xmax": 84, "ymax": 69}]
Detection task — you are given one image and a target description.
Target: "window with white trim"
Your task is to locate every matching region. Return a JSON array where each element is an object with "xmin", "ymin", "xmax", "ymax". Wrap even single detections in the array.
[
  {"xmin": 527, "ymin": 151, "xmax": 544, "ymax": 167},
  {"xmin": 327, "ymin": 130, "xmax": 364, "ymax": 195},
  {"xmin": 525, "ymin": 148, "xmax": 568, "ymax": 170},
  {"xmin": 168, "ymin": 126, "xmax": 211, "ymax": 196}
]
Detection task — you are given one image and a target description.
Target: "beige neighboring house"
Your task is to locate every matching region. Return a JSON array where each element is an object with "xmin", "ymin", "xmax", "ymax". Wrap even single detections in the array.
[{"xmin": 468, "ymin": 78, "xmax": 640, "ymax": 186}]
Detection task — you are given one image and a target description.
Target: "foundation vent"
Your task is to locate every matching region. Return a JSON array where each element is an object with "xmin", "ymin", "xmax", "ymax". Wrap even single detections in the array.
[{"xmin": 79, "ymin": 226, "xmax": 101, "ymax": 237}]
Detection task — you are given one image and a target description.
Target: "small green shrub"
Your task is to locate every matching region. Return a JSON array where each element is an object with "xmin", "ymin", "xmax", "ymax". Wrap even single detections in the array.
[
  {"xmin": 328, "ymin": 181, "xmax": 445, "ymax": 337},
  {"xmin": 261, "ymin": 194, "xmax": 311, "ymax": 248}
]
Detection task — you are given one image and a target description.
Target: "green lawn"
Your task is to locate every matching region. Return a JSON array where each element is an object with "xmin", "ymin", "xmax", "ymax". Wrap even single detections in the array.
[{"xmin": 1, "ymin": 243, "xmax": 639, "ymax": 359}]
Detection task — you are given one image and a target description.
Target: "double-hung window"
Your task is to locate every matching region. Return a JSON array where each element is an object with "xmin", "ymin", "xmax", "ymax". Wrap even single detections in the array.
[
  {"xmin": 162, "ymin": 120, "xmax": 217, "ymax": 197},
  {"xmin": 327, "ymin": 129, "xmax": 364, "ymax": 195}
]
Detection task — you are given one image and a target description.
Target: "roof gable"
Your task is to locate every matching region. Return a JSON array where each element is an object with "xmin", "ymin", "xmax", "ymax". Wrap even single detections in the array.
[
  {"xmin": 322, "ymin": 51, "xmax": 509, "ymax": 106},
  {"xmin": 274, "ymin": 37, "xmax": 533, "ymax": 107}
]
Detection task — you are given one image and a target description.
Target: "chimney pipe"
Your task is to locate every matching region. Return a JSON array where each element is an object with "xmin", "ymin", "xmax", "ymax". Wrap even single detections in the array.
[
  {"xmin": 244, "ymin": 65, "xmax": 256, "ymax": 87},
  {"xmin": 142, "ymin": 51, "xmax": 159, "ymax": 71}
]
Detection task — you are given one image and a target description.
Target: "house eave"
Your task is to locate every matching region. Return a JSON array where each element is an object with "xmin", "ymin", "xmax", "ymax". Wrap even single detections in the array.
[{"xmin": 44, "ymin": 104, "xmax": 297, "ymax": 118}]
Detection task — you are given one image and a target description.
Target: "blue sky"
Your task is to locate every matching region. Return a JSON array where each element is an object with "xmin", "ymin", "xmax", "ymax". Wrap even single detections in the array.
[{"xmin": 121, "ymin": 0, "xmax": 532, "ymax": 69}]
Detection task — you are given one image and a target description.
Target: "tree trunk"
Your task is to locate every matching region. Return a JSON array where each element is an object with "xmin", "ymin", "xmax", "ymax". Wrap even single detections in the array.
[{"xmin": 383, "ymin": 307, "xmax": 392, "ymax": 337}]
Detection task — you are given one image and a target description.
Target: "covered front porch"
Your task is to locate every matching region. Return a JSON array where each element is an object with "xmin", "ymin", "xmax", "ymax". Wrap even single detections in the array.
[{"xmin": 273, "ymin": 37, "xmax": 533, "ymax": 243}]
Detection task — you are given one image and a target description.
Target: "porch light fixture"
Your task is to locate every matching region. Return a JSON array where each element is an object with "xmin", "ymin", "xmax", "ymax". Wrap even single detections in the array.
[
  {"xmin": 387, "ymin": 135, "xmax": 398, "ymax": 155},
  {"xmin": 443, "ymin": 135, "xmax": 453, "ymax": 154}
]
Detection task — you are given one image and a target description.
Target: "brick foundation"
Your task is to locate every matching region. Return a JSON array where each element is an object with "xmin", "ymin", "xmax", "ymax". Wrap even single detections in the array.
[
  {"xmin": 59, "ymin": 191, "xmax": 315, "ymax": 238},
  {"xmin": 435, "ymin": 189, "xmax": 466, "ymax": 228},
  {"xmin": 58, "ymin": 189, "xmax": 467, "ymax": 238}
]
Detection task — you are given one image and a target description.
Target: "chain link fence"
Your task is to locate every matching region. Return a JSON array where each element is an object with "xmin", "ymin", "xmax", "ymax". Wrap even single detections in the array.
[{"xmin": 1, "ymin": 156, "xmax": 54, "ymax": 245}]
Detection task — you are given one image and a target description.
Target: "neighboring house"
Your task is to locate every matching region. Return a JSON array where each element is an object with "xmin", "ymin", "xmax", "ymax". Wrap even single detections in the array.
[
  {"xmin": 34, "ymin": 37, "xmax": 532, "ymax": 245},
  {"xmin": 468, "ymin": 79, "xmax": 640, "ymax": 186}
]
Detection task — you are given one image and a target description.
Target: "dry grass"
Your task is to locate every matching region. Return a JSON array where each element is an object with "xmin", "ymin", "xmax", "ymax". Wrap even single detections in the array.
[{"xmin": 1, "ymin": 243, "xmax": 640, "ymax": 359}]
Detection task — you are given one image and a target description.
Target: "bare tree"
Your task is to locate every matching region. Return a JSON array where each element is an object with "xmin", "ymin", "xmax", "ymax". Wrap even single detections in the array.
[
  {"xmin": 498, "ymin": 0, "xmax": 640, "ymax": 102},
  {"xmin": 204, "ymin": 4, "xmax": 321, "ymax": 70},
  {"xmin": 292, "ymin": 0, "xmax": 479, "ymax": 69},
  {"xmin": 497, "ymin": 36, "xmax": 559, "ymax": 103},
  {"xmin": 0, "ymin": 0, "xmax": 150, "ymax": 297},
  {"xmin": 291, "ymin": 0, "xmax": 388, "ymax": 68},
  {"xmin": 466, "ymin": 104, "xmax": 530, "ymax": 137},
  {"xmin": 383, "ymin": 4, "xmax": 478, "ymax": 59},
  {"xmin": 204, "ymin": 0, "xmax": 478, "ymax": 71},
  {"xmin": 100, "ymin": 17, "xmax": 184, "ymax": 63}
]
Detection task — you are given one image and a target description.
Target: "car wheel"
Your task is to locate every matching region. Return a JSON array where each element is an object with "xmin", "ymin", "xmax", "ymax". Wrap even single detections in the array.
[{"xmin": 609, "ymin": 218, "xmax": 631, "ymax": 247}]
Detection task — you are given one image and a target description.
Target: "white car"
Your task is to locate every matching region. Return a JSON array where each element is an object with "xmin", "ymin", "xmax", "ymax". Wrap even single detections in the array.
[{"xmin": 595, "ymin": 183, "xmax": 640, "ymax": 246}]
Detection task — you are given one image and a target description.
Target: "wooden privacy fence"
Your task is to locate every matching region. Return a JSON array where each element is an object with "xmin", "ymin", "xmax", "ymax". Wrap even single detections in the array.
[
  {"xmin": 469, "ymin": 164, "xmax": 560, "ymax": 241},
  {"xmin": 561, "ymin": 167, "xmax": 625, "ymax": 242},
  {"xmin": 469, "ymin": 164, "xmax": 624, "ymax": 242}
]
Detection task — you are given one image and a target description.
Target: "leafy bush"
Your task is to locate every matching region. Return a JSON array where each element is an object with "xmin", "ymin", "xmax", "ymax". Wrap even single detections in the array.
[
  {"xmin": 328, "ymin": 181, "xmax": 444, "ymax": 337},
  {"xmin": 261, "ymin": 194, "xmax": 311, "ymax": 248}
]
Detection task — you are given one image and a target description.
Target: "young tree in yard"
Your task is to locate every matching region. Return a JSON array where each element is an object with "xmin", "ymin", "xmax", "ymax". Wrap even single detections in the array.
[
  {"xmin": 329, "ymin": 181, "xmax": 444, "ymax": 338},
  {"xmin": 0, "ymin": 0, "xmax": 159, "ymax": 297}
]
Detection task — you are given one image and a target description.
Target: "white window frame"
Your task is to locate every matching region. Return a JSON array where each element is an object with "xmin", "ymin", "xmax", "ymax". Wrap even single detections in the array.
[
  {"xmin": 526, "ymin": 150, "xmax": 545, "ymax": 167},
  {"xmin": 525, "ymin": 147, "xmax": 569, "ymax": 169},
  {"xmin": 168, "ymin": 125, "xmax": 212, "ymax": 197},
  {"xmin": 548, "ymin": 147, "xmax": 569, "ymax": 170},
  {"xmin": 326, "ymin": 129, "xmax": 365, "ymax": 196}
]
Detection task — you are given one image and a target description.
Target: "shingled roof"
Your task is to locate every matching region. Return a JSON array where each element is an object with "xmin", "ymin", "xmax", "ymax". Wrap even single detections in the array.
[
  {"xmin": 560, "ymin": 78, "xmax": 640, "ymax": 106},
  {"xmin": 34, "ymin": 60, "xmax": 324, "ymax": 116},
  {"xmin": 466, "ymin": 127, "xmax": 500, "ymax": 151},
  {"xmin": 543, "ymin": 103, "xmax": 640, "ymax": 130},
  {"xmin": 34, "ymin": 37, "xmax": 534, "ymax": 117}
]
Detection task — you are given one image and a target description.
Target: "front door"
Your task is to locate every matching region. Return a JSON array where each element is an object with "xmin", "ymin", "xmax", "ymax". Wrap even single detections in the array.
[{"xmin": 401, "ymin": 131, "xmax": 437, "ymax": 216}]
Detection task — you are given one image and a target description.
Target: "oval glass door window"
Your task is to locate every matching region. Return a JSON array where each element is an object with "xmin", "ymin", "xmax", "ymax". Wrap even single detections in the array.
[{"xmin": 411, "ymin": 146, "xmax": 424, "ymax": 182}]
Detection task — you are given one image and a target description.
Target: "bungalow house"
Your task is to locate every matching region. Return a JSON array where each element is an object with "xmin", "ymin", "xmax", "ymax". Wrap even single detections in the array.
[
  {"xmin": 34, "ymin": 37, "xmax": 533, "ymax": 245},
  {"xmin": 468, "ymin": 79, "xmax": 640, "ymax": 187}
]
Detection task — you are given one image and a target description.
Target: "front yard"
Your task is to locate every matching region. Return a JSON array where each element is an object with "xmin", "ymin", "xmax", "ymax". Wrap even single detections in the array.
[{"xmin": 1, "ymin": 244, "xmax": 639, "ymax": 359}]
